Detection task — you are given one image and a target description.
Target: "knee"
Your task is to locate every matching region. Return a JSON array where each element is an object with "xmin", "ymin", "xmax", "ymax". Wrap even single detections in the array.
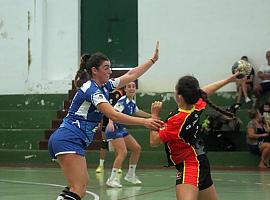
[
  {"xmin": 117, "ymin": 148, "xmax": 128, "ymax": 158},
  {"xmin": 133, "ymin": 144, "xmax": 141, "ymax": 154}
]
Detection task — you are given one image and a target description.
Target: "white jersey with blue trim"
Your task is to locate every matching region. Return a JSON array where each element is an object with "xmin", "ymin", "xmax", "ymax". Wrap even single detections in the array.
[
  {"xmin": 61, "ymin": 78, "xmax": 120, "ymax": 146},
  {"xmin": 114, "ymin": 95, "xmax": 139, "ymax": 129}
]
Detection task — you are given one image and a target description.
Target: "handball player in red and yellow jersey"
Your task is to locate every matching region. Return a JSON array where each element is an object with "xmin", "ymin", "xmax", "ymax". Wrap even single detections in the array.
[{"xmin": 150, "ymin": 73, "xmax": 240, "ymax": 200}]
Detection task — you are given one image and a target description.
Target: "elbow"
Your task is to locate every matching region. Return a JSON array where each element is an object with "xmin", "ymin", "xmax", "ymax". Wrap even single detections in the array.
[
  {"xmin": 109, "ymin": 112, "xmax": 119, "ymax": 122},
  {"xmin": 104, "ymin": 109, "xmax": 119, "ymax": 122},
  {"xmin": 150, "ymin": 140, "xmax": 160, "ymax": 147},
  {"xmin": 150, "ymin": 143, "xmax": 159, "ymax": 147}
]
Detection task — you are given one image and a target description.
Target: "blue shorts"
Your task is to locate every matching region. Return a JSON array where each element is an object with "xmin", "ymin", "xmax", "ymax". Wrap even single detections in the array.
[
  {"xmin": 106, "ymin": 128, "xmax": 129, "ymax": 141},
  {"xmin": 48, "ymin": 127, "xmax": 87, "ymax": 159}
]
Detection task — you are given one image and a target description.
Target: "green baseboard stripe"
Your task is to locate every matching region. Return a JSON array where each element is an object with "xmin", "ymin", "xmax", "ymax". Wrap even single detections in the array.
[{"xmin": 0, "ymin": 150, "xmax": 260, "ymax": 167}]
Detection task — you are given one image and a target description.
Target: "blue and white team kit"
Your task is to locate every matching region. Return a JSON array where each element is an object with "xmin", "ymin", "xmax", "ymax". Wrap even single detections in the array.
[
  {"xmin": 48, "ymin": 78, "xmax": 120, "ymax": 159},
  {"xmin": 105, "ymin": 96, "xmax": 139, "ymax": 140}
]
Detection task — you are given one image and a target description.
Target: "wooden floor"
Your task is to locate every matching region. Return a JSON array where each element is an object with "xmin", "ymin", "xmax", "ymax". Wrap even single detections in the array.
[{"xmin": 1, "ymin": 167, "xmax": 270, "ymax": 200}]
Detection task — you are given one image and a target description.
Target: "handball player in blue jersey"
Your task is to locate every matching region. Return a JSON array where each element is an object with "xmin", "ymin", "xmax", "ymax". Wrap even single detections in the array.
[
  {"xmin": 48, "ymin": 42, "xmax": 163, "ymax": 200},
  {"xmin": 105, "ymin": 81, "xmax": 152, "ymax": 188}
]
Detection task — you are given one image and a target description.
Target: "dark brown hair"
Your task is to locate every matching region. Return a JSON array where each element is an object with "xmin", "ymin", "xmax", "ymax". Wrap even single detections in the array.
[{"xmin": 175, "ymin": 75, "xmax": 235, "ymax": 118}]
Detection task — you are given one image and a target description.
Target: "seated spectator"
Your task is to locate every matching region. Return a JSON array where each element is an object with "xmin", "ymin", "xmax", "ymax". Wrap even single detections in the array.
[
  {"xmin": 246, "ymin": 109, "xmax": 270, "ymax": 168},
  {"xmin": 254, "ymin": 50, "xmax": 270, "ymax": 107},
  {"xmin": 234, "ymin": 56, "xmax": 255, "ymax": 104},
  {"xmin": 259, "ymin": 96, "xmax": 270, "ymax": 133}
]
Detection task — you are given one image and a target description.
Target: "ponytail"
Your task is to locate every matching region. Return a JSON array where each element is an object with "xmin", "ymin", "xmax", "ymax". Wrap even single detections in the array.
[
  {"xmin": 74, "ymin": 54, "xmax": 91, "ymax": 88},
  {"xmin": 199, "ymin": 89, "xmax": 235, "ymax": 119}
]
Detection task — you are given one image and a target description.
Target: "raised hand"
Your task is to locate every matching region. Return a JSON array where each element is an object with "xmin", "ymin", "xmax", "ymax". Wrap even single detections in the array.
[
  {"xmin": 151, "ymin": 41, "xmax": 160, "ymax": 63},
  {"xmin": 151, "ymin": 101, "xmax": 163, "ymax": 118}
]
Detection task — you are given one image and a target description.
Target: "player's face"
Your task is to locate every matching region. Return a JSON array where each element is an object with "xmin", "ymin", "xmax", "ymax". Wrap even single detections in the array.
[
  {"xmin": 95, "ymin": 60, "xmax": 112, "ymax": 84},
  {"xmin": 124, "ymin": 82, "xmax": 136, "ymax": 98}
]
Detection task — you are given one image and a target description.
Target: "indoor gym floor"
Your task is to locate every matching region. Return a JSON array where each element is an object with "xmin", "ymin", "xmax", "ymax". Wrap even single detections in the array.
[{"xmin": 1, "ymin": 167, "xmax": 270, "ymax": 200}]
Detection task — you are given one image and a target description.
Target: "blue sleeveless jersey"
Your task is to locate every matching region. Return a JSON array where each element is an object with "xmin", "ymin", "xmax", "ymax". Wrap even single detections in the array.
[
  {"xmin": 60, "ymin": 78, "xmax": 120, "ymax": 146},
  {"xmin": 113, "ymin": 95, "xmax": 139, "ymax": 129},
  {"xmin": 105, "ymin": 95, "xmax": 139, "ymax": 140}
]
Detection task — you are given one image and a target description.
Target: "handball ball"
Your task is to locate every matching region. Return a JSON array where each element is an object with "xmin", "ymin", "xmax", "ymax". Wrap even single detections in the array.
[{"xmin": 231, "ymin": 60, "xmax": 252, "ymax": 79}]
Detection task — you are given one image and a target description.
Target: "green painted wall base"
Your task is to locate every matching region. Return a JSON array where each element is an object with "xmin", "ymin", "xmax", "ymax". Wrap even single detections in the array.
[{"xmin": 0, "ymin": 150, "xmax": 260, "ymax": 168}]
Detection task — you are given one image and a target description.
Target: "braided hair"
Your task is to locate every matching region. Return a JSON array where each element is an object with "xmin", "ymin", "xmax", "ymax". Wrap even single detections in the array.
[{"xmin": 176, "ymin": 75, "xmax": 235, "ymax": 118}]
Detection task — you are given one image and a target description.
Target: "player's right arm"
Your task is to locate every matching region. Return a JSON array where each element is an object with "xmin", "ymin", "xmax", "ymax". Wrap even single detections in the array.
[{"xmin": 97, "ymin": 102, "xmax": 163, "ymax": 130}]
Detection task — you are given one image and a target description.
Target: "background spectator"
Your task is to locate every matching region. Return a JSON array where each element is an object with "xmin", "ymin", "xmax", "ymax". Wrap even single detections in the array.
[
  {"xmin": 254, "ymin": 50, "xmax": 270, "ymax": 107},
  {"xmin": 234, "ymin": 56, "xmax": 255, "ymax": 104},
  {"xmin": 246, "ymin": 109, "xmax": 270, "ymax": 168}
]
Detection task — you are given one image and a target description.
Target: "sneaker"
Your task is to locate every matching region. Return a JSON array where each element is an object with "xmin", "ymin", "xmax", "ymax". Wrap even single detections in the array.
[
  {"xmin": 95, "ymin": 165, "xmax": 104, "ymax": 173},
  {"xmin": 106, "ymin": 178, "xmax": 122, "ymax": 188},
  {"xmin": 118, "ymin": 168, "xmax": 122, "ymax": 174},
  {"xmin": 124, "ymin": 175, "xmax": 142, "ymax": 184},
  {"xmin": 245, "ymin": 97, "xmax": 251, "ymax": 103}
]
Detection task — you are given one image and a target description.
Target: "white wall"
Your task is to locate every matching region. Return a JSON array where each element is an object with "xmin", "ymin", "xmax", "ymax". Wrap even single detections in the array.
[
  {"xmin": 1, "ymin": 0, "xmax": 270, "ymax": 94},
  {"xmin": 138, "ymin": 0, "xmax": 270, "ymax": 92},
  {"xmin": 0, "ymin": 0, "xmax": 80, "ymax": 94}
]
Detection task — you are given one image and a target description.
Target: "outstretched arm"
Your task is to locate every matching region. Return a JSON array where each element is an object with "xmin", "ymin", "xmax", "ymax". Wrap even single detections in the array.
[
  {"xmin": 201, "ymin": 72, "xmax": 239, "ymax": 96},
  {"xmin": 134, "ymin": 110, "xmax": 152, "ymax": 118},
  {"xmin": 97, "ymin": 102, "xmax": 163, "ymax": 130},
  {"xmin": 117, "ymin": 41, "xmax": 159, "ymax": 88}
]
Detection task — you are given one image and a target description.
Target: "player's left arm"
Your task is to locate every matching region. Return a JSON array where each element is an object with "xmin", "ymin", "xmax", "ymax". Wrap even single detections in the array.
[
  {"xmin": 202, "ymin": 72, "xmax": 239, "ymax": 96},
  {"xmin": 150, "ymin": 129, "xmax": 162, "ymax": 147}
]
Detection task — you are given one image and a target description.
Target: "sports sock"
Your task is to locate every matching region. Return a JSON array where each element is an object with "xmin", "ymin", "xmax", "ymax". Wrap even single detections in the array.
[
  {"xmin": 127, "ymin": 164, "xmax": 137, "ymax": 176},
  {"xmin": 56, "ymin": 186, "xmax": 70, "ymax": 200},
  {"xmin": 64, "ymin": 191, "xmax": 81, "ymax": 200},
  {"xmin": 109, "ymin": 168, "xmax": 118, "ymax": 180},
  {"xmin": 99, "ymin": 159, "xmax": 105, "ymax": 167}
]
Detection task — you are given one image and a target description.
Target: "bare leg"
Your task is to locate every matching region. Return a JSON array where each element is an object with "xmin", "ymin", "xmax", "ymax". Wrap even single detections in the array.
[
  {"xmin": 99, "ymin": 147, "xmax": 107, "ymax": 160},
  {"xmin": 57, "ymin": 153, "xmax": 89, "ymax": 198},
  {"xmin": 259, "ymin": 143, "xmax": 270, "ymax": 168},
  {"xmin": 241, "ymin": 82, "xmax": 249, "ymax": 99},
  {"xmin": 99, "ymin": 132, "xmax": 107, "ymax": 160},
  {"xmin": 106, "ymin": 138, "xmax": 127, "ymax": 187},
  {"xmin": 198, "ymin": 185, "xmax": 218, "ymax": 200},
  {"xmin": 124, "ymin": 134, "xmax": 141, "ymax": 165},
  {"xmin": 111, "ymin": 138, "xmax": 127, "ymax": 169},
  {"xmin": 254, "ymin": 84, "xmax": 263, "ymax": 107},
  {"xmin": 236, "ymin": 84, "xmax": 242, "ymax": 104},
  {"xmin": 176, "ymin": 184, "xmax": 198, "ymax": 200}
]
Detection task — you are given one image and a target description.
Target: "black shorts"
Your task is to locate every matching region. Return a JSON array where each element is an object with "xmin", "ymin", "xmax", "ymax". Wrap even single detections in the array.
[
  {"xmin": 175, "ymin": 154, "xmax": 213, "ymax": 191},
  {"xmin": 260, "ymin": 82, "xmax": 270, "ymax": 93},
  {"xmin": 102, "ymin": 116, "xmax": 109, "ymax": 132},
  {"xmin": 101, "ymin": 140, "xmax": 109, "ymax": 150}
]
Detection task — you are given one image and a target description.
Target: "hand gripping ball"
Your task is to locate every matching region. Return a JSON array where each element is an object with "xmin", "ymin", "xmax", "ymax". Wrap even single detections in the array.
[{"xmin": 231, "ymin": 60, "xmax": 252, "ymax": 79}]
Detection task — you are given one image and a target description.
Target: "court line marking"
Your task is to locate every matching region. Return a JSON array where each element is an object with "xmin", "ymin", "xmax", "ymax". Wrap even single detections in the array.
[
  {"xmin": 213, "ymin": 178, "xmax": 270, "ymax": 187},
  {"xmin": 0, "ymin": 179, "xmax": 99, "ymax": 200},
  {"xmin": 117, "ymin": 186, "xmax": 174, "ymax": 200}
]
